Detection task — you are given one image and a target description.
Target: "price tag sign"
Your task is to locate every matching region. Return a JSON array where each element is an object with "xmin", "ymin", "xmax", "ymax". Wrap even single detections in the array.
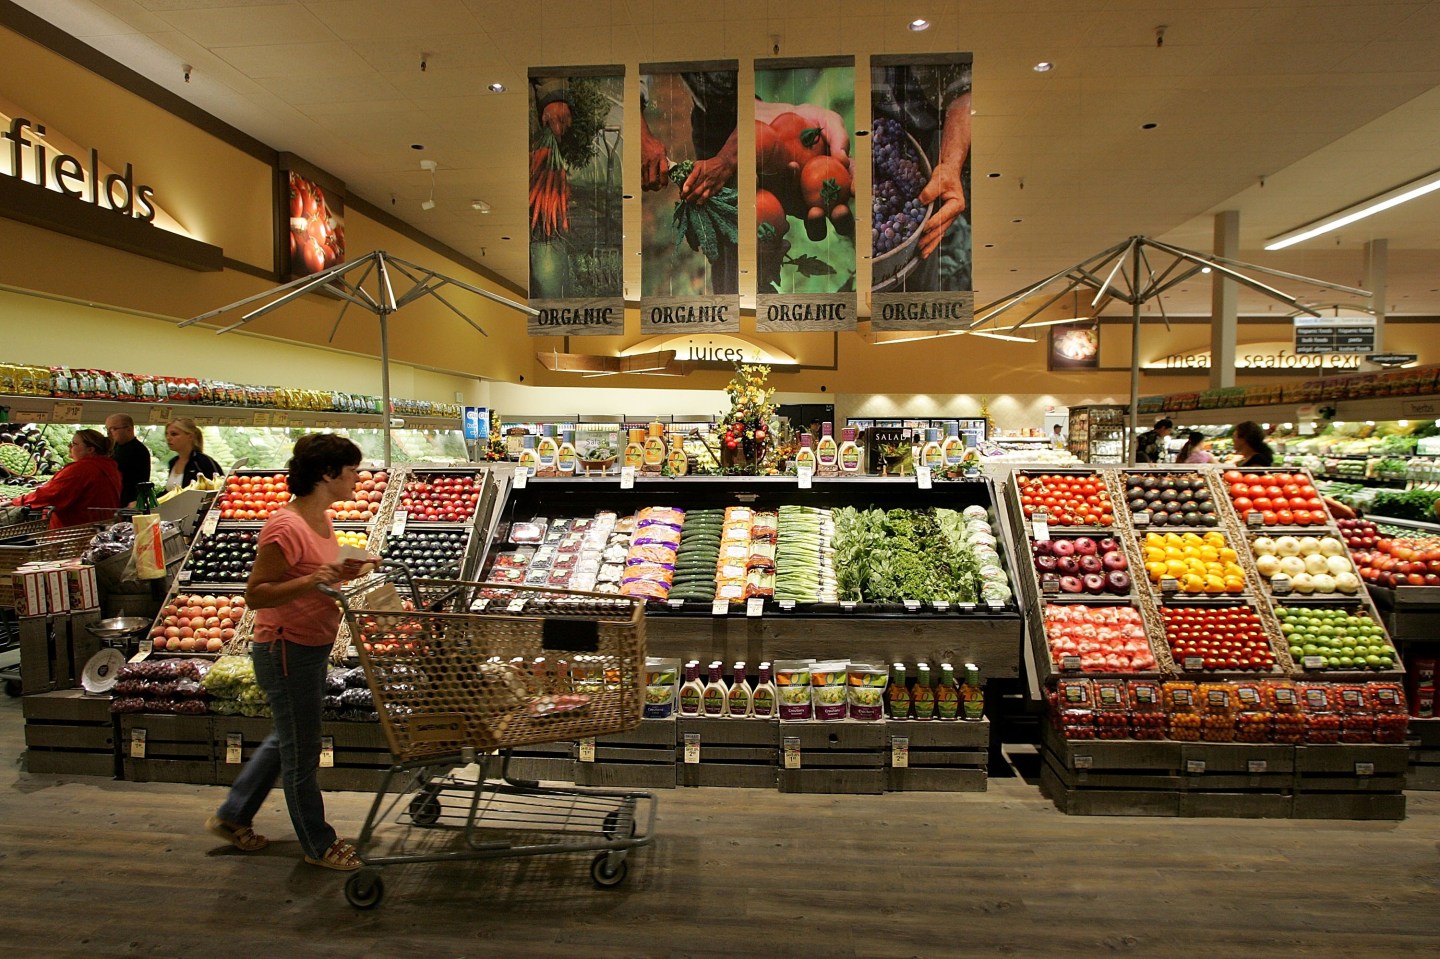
[
  {"xmin": 147, "ymin": 405, "xmax": 173, "ymax": 424},
  {"xmin": 903, "ymin": 599, "xmax": 921, "ymax": 613},
  {"xmin": 932, "ymin": 601, "xmax": 950, "ymax": 613},
  {"xmin": 1302, "ymin": 655, "xmax": 1324, "ymax": 670},
  {"xmin": 251, "ymin": 411, "xmax": 272, "ymax": 427},
  {"xmin": 51, "ymin": 401, "xmax": 83, "ymax": 421},
  {"xmin": 987, "ymin": 599, "xmax": 1005, "ymax": 611},
  {"xmin": 512, "ymin": 467, "xmax": 529, "ymax": 489},
  {"xmin": 619, "ymin": 466, "xmax": 636, "ymax": 490},
  {"xmin": 778, "ymin": 600, "xmax": 796, "ymax": 611},
  {"xmin": 1041, "ymin": 574, "xmax": 1060, "ymax": 596},
  {"xmin": 683, "ymin": 732, "xmax": 700, "ymax": 764},
  {"xmin": 506, "ymin": 597, "xmax": 527, "ymax": 614},
  {"xmin": 130, "ymin": 728, "xmax": 147, "ymax": 759},
  {"xmin": 746, "ymin": 597, "xmax": 764, "ymax": 618},
  {"xmin": 1061, "ymin": 655, "xmax": 1082, "ymax": 672},
  {"xmin": 1355, "ymin": 762, "xmax": 1375, "ymax": 777},
  {"xmin": 225, "ymin": 732, "xmax": 243, "ymax": 764},
  {"xmin": 1246, "ymin": 510, "xmax": 1263, "ymax": 527},
  {"xmin": 579, "ymin": 737, "xmax": 596, "ymax": 763},
  {"xmin": 1187, "ymin": 759, "xmax": 1207, "ymax": 774},
  {"xmin": 200, "ymin": 510, "xmax": 221, "ymax": 537},
  {"xmin": 272, "ymin": 411, "xmax": 290, "ymax": 426},
  {"xmin": 782, "ymin": 736, "xmax": 801, "ymax": 769},
  {"xmin": 891, "ymin": 736, "xmax": 909, "ymax": 768},
  {"xmin": 1184, "ymin": 656, "xmax": 1204, "ymax": 671},
  {"xmin": 128, "ymin": 639, "xmax": 152, "ymax": 663},
  {"xmin": 1132, "ymin": 511, "xmax": 1151, "ymax": 528},
  {"xmin": 390, "ymin": 510, "xmax": 408, "ymax": 538},
  {"xmin": 1032, "ymin": 509, "xmax": 1049, "ymax": 526},
  {"xmin": 958, "ymin": 603, "xmax": 977, "ymax": 613},
  {"xmin": 1073, "ymin": 755, "xmax": 1094, "ymax": 769},
  {"xmin": 797, "ymin": 466, "xmax": 813, "ymax": 490},
  {"xmin": 178, "ymin": 569, "xmax": 192, "ymax": 584},
  {"xmin": 667, "ymin": 598, "xmax": 684, "ymax": 610},
  {"xmin": 1032, "ymin": 518, "xmax": 1051, "ymax": 542},
  {"xmin": 319, "ymin": 736, "xmax": 334, "ymax": 768},
  {"xmin": 839, "ymin": 601, "xmax": 857, "ymax": 614},
  {"xmin": 916, "ymin": 465, "xmax": 933, "ymax": 490},
  {"xmin": 711, "ymin": 599, "xmax": 729, "ymax": 617},
  {"xmin": 1160, "ymin": 576, "xmax": 1179, "ymax": 593},
  {"xmin": 1248, "ymin": 760, "xmax": 1268, "ymax": 774}
]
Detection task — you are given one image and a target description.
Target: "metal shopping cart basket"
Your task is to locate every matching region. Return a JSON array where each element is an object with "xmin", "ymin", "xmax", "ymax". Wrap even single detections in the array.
[{"xmin": 326, "ymin": 564, "xmax": 657, "ymax": 909}]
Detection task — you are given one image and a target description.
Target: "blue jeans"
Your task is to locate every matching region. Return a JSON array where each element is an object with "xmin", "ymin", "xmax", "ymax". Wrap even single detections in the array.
[{"xmin": 216, "ymin": 640, "xmax": 336, "ymax": 859}]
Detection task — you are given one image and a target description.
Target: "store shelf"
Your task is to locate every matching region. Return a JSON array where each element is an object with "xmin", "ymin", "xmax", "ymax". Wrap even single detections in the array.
[
  {"xmin": 0, "ymin": 392, "xmax": 460, "ymax": 432},
  {"xmin": 1172, "ymin": 393, "xmax": 1440, "ymax": 428}
]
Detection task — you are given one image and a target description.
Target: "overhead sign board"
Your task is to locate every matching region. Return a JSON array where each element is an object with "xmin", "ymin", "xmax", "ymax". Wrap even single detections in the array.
[{"xmin": 1293, "ymin": 316, "xmax": 1376, "ymax": 355}]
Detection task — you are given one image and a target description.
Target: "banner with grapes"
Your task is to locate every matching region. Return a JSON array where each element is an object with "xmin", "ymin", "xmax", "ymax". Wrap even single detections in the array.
[
  {"xmin": 638, "ymin": 62, "xmax": 741, "ymax": 335},
  {"xmin": 526, "ymin": 67, "xmax": 626, "ymax": 336},
  {"xmin": 753, "ymin": 57, "xmax": 857, "ymax": 333},
  {"xmin": 870, "ymin": 54, "xmax": 974, "ymax": 332}
]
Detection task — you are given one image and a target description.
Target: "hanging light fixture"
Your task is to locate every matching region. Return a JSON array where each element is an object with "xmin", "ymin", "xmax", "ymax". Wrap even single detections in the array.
[{"xmin": 420, "ymin": 159, "xmax": 437, "ymax": 211}]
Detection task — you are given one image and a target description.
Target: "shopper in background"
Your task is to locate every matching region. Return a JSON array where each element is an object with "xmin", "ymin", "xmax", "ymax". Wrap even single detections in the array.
[
  {"xmin": 164, "ymin": 417, "xmax": 223, "ymax": 491},
  {"xmin": 1134, "ymin": 417, "xmax": 1174, "ymax": 463},
  {"xmin": 105, "ymin": 413, "xmax": 150, "ymax": 507},
  {"xmin": 1232, "ymin": 421, "xmax": 1275, "ymax": 467},
  {"xmin": 9, "ymin": 429, "xmax": 121, "ymax": 528},
  {"xmin": 207, "ymin": 433, "xmax": 375, "ymax": 872},
  {"xmin": 1177, "ymin": 431, "xmax": 1214, "ymax": 464}
]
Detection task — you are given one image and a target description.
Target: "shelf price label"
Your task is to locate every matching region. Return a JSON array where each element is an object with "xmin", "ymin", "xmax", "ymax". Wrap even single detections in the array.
[
  {"xmin": 746, "ymin": 597, "xmax": 764, "ymax": 618},
  {"xmin": 130, "ymin": 728, "xmax": 146, "ymax": 759},
  {"xmin": 778, "ymin": 600, "xmax": 796, "ymax": 612},
  {"xmin": 797, "ymin": 466, "xmax": 813, "ymax": 490},
  {"xmin": 839, "ymin": 601, "xmax": 857, "ymax": 614},
  {"xmin": 1183, "ymin": 656, "xmax": 1204, "ymax": 671},
  {"xmin": 711, "ymin": 599, "xmax": 729, "ymax": 617},
  {"xmin": 200, "ymin": 510, "xmax": 221, "ymax": 537},
  {"xmin": 683, "ymin": 732, "xmax": 700, "ymax": 765},
  {"xmin": 319, "ymin": 736, "xmax": 334, "ymax": 768},
  {"xmin": 51, "ymin": 401, "xmax": 83, "ymax": 421},
  {"xmin": 782, "ymin": 736, "xmax": 801, "ymax": 769},
  {"xmin": 225, "ymin": 732, "xmax": 243, "ymax": 764},
  {"xmin": 619, "ymin": 466, "xmax": 636, "ymax": 490},
  {"xmin": 579, "ymin": 737, "xmax": 596, "ymax": 763},
  {"xmin": 1031, "ymin": 516, "xmax": 1050, "ymax": 542},
  {"xmin": 506, "ymin": 597, "xmax": 527, "ymax": 614},
  {"xmin": 1355, "ymin": 762, "xmax": 1375, "ymax": 777},
  {"xmin": 1132, "ymin": 511, "xmax": 1151, "ymax": 528},
  {"xmin": 251, "ymin": 412, "xmax": 272, "ymax": 427},
  {"xmin": 1041, "ymin": 574, "xmax": 1060, "ymax": 596},
  {"xmin": 1073, "ymin": 755, "xmax": 1093, "ymax": 770},
  {"xmin": 128, "ymin": 639, "xmax": 152, "ymax": 663},
  {"xmin": 512, "ymin": 466, "xmax": 529, "ymax": 489},
  {"xmin": 667, "ymin": 598, "xmax": 684, "ymax": 610},
  {"xmin": 1246, "ymin": 510, "xmax": 1264, "ymax": 527},
  {"xmin": 891, "ymin": 736, "xmax": 909, "ymax": 768},
  {"xmin": 1060, "ymin": 655, "xmax": 1082, "ymax": 672},
  {"xmin": 1186, "ymin": 759, "xmax": 1207, "ymax": 774},
  {"xmin": 146, "ymin": 405, "xmax": 174, "ymax": 424},
  {"xmin": 915, "ymin": 465, "xmax": 933, "ymax": 490},
  {"xmin": 272, "ymin": 411, "xmax": 289, "ymax": 426},
  {"xmin": 1302, "ymin": 655, "xmax": 1324, "ymax": 670},
  {"xmin": 390, "ymin": 510, "xmax": 408, "ymax": 538},
  {"xmin": 1248, "ymin": 760, "xmax": 1268, "ymax": 775},
  {"xmin": 932, "ymin": 601, "xmax": 950, "ymax": 613},
  {"xmin": 902, "ymin": 599, "xmax": 920, "ymax": 613},
  {"xmin": 1159, "ymin": 576, "xmax": 1179, "ymax": 593}
]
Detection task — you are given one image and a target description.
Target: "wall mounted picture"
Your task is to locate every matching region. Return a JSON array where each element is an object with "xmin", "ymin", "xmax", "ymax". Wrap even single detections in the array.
[
  {"xmin": 1049, "ymin": 321, "xmax": 1101, "ymax": 370},
  {"xmin": 278, "ymin": 153, "xmax": 345, "ymax": 281}
]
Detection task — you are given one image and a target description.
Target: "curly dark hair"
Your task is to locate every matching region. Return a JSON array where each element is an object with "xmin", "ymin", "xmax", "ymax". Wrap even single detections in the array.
[{"xmin": 286, "ymin": 433, "xmax": 361, "ymax": 497}]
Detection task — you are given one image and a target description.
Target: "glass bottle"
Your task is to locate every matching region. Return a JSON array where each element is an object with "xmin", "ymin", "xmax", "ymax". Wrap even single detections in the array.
[
  {"xmin": 886, "ymin": 662, "xmax": 911, "ymax": 720},
  {"xmin": 935, "ymin": 662, "xmax": 960, "ymax": 721},
  {"xmin": 135, "ymin": 481, "xmax": 158, "ymax": 514},
  {"xmin": 751, "ymin": 662, "xmax": 776, "ymax": 719},
  {"xmin": 962, "ymin": 663, "xmax": 985, "ymax": 721},
  {"xmin": 911, "ymin": 662, "xmax": 936, "ymax": 721}
]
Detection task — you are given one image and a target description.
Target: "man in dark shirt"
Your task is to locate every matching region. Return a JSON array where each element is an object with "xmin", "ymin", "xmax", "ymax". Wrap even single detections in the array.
[
  {"xmin": 105, "ymin": 413, "xmax": 150, "ymax": 507},
  {"xmin": 1135, "ymin": 418, "xmax": 1174, "ymax": 464}
]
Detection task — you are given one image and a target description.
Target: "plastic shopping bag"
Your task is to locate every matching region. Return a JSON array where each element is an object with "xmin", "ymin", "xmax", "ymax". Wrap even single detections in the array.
[{"xmin": 132, "ymin": 513, "xmax": 166, "ymax": 579}]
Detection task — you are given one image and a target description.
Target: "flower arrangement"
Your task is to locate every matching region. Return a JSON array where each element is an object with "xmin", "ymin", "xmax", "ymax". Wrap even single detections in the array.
[
  {"xmin": 718, "ymin": 364, "xmax": 778, "ymax": 474},
  {"xmin": 481, "ymin": 428, "xmax": 510, "ymax": 462}
]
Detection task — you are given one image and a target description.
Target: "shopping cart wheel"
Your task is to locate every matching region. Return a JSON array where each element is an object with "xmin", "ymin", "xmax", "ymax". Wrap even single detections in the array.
[
  {"xmin": 408, "ymin": 788, "xmax": 442, "ymax": 826},
  {"xmin": 590, "ymin": 852, "xmax": 628, "ymax": 888},
  {"xmin": 601, "ymin": 810, "xmax": 636, "ymax": 840},
  {"xmin": 3, "ymin": 680, "xmax": 20, "ymax": 698},
  {"xmin": 344, "ymin": 869, "xmax": 385, "ymax": 909}
]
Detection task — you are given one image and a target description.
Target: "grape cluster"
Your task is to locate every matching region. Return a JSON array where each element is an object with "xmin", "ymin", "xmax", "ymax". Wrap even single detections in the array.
[{"xmin": 871, "ymin": 118, "xmax": 928, "ymax": 255}]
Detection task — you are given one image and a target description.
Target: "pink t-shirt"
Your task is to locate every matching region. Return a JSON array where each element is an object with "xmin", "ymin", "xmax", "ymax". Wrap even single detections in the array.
[{"xmin": 253, "ymin": 508, "xmax": 341, "ymax": 647}]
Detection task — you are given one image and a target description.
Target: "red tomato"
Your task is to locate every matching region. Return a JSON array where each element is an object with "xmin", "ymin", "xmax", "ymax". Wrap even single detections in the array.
[{"xmin": 1234, "ymin": 497, "xmax": 1254, "ymax": 512}]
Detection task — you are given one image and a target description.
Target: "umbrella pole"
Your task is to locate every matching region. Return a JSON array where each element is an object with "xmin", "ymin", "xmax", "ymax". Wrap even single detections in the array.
[
  {"xmin": 1128, "ymin": 241, "xmax": 1142, "ymax": 465},
  {"xmin": 379, "ymin": 306, "xmax": 392, "ymax": 468}
]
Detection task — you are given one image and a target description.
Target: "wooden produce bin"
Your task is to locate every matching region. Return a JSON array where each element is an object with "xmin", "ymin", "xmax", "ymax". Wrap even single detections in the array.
[
  {"xmin": 503, "ymin": 741, "xmax": 576, "ymax": 784},
  {"xmin": 886, "ymin": 719, "xmax": 989, "ymax": 792},
  {"xmin": 119, "ymin": 713, "xmax": 215, "ymax": 784},
  {"xmin": 316, "ymin": 720, "xmax": 392, "ymax": 792},
  {"xmin": 676, "ymin": 716, "xmax": 779, "ymax": 789},
  {"xmin": 777, "ymin": 721, "xmax": 888, "ymax": 795},
  {"xmin": 23, "ymin": 689, "xmax": 117, "ymax": 778},
  {"xmin": 19, "ymin": 610, "xmax": 103, "ymax": 695},
  {"xmin": 1407, "ymin": 718, "xmax": 1440, "ymax": 791},
  {"xmin": 575, "ymin": 719, "xmax": 677, "ymax": 789},
  {"xmin": 1291, "ymin": 743, "xmax": 1408, "ymax": 820},
  {"xmin": 210, "ymin": 715, "xmax": 272, "ymax": 786}
]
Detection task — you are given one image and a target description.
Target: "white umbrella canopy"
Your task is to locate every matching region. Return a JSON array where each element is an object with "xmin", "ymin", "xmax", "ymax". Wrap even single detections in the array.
[{"xmin": 179, "ymin": 251, "xmax": 537, "ymax": 466}]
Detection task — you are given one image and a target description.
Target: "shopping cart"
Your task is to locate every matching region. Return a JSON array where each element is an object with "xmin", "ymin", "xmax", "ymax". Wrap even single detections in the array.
[
  {"xmin": 0, "ymin": 513, "xmax": 104, "ymax": 695},
  {"xmin": 325, "ymin": 565, "xmax": 657, "ymax": 909}
]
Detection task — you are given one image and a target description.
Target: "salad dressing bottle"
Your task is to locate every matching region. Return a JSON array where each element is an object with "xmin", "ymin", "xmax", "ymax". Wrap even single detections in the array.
[
  {"xmin": 837, "ymin": 428, "xmax": 862, "ymax": 474},
  {"xmin": 793, "ymin": 433, "xmax": 817, "ymax": 474},
  {"xmin": 911, "ymin": 662, "xmax": 936, "ymax": 721},
  {"xmin": 815, "ymin": 423, "xmax": 839, "ymax": 475},
  {"xmin": 702, "ymin": 661, "xmax": 728, "ymax": 717},
  {"xmin": 666, "ymin": 433, "xmax": 689, "ymax": 476},
  {"xmin": 535, "ymin": 425, "xmax": 560, "ymax": 475},
  {"xmin": 751, "ymin": 663, "xmax": 777, "ymax": 719},
  {"xmin": 935, "ymin": 663, "xmax": 960, "ymax": 721},
  {"xmin": 622, "ymin": 429, "xmax": 646, "ymax": 470},
  {"xmin": 642, "ymin": 422, "xmax": 667, "ymax": 473},
  {"xmin": 555, "ymin": 428, "xmax": 578, "ymax": 476},
  {"xmin": 942, "ymin": 428, "xmax": 967, "ymax": 467},
  {"xmin": 516, "ymin": 434, "xmax": 541, "ymax": 475},
  {"xmin": 962, "ymin": 663, "xmax": 985, "ymax": 721},
  {"xmin": 886, "ymin": 663, "xmax": 912, "ymax": 720},
  {"xmin": 727, "ymin": 662, "xmax": 752, "ymax": 718},
  {"xmin": 678, "ymin": 661, "xmax": 703, "ymax": 717},
  {"xmin": 920, "ymin": 428, "xmax": 945, "ymax": 470}
]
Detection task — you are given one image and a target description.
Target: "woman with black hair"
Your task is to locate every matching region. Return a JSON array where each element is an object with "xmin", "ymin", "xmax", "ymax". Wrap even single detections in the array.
[
  {"xmin": 1233, "ymin": 421, "xmax": 1275, "ymax": 468},
  {"xmin": 207, "ymin": 434, "xmax": 375, "ymax": 871}
]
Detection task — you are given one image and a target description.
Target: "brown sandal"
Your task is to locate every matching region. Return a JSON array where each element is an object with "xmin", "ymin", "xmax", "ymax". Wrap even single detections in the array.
[
  {"xmin": 304, "ymin": 838, "xmax": 363, "ymax": 872},
  {"xmin": 206, "ymin": 815, "xmax": 269, "ymax": 852}
]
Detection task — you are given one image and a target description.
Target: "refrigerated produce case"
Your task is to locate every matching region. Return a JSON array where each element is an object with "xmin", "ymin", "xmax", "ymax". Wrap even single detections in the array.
[{"xmin": 1066, "ymin": 406, "xmax": 1128, "ymax": 464}]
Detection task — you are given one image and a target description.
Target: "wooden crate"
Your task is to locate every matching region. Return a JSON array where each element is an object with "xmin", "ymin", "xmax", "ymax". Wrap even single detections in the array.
[
  {"xmin": 1291, "ymin": 791, "xmax": 1407, "ymax": 820},
  {"xmin": 316, "ymin": 720, "xmax": 394, "ymax": 792},
  {"xmin": 885, "ymin": 719, "xmax": 989, "ymax": 792},
  {"xmin": 18, "ymin": 611, "xmax": 103, "ymax": 695},
  {"xmin": 1040, "ymin": 757, "xmax": 1182, "ymax": 817},
  {"xmin": 1292, "ymin": 743, "xmax": 1409, "ymax": 793},
  {"xmin": 1407, "ymin": 747, "xmax": 1440, "ymax": 790},
  {"xmin": 22, "ymin": 689, "xmax": 117, "ymax": 778},
  {"xmin": 502, "ymin": 741, "xmax": 576, "ymax": 784},
  {"xmin": 575, "ymin": 720, "xmax": 677, "ymax": 790},
  {"xmin": 119, "ymin": 713, "xmax": 215, "ymax": 784},
  {"xmin": 777, "ymin": 721, "xmax": 887, "ymax": 795},
  {"xmin": 211, "ymin": 716, "xmax": 273, "ymax": 786},
  {"xmin": 676, "ymin": 716, "xmax": 778, "ymax": 789}
]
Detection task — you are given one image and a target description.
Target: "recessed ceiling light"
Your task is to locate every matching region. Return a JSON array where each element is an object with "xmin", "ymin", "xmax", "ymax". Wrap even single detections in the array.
[
  {"xmin": 909, "ymin": 19, "xmax": 930, "ymax": 32},
  {"xmin": 1033, "ymin": 61, "xmax": 1054, "ymax": 73},
  {"xmin": 487, "ymin": 82, "xmax": 505, "ymax": 93},
  {"xmin": 984, "ymin": 243, "xmax": 995, "ymax": 248},
  {"xmin": 411, "ymin": 143, "xmax": 424, "ymax": 150},
  {"xmin": 471, "ymin": 200, "xmax": 491, "ymax": 212},
  {"xmin": 1141, "ymin": 122, "xmax": 1158, "ymax": 129},
  {"xmin": 987, "ymin": 172, "xmax": 1001, "ymax": 178},
  {"xmin": 1201, "ymin": 266, "xmax": 1212, "ymax": 274},
  {"xmin": 855, "ymin": 129, "xmax": 869, "ymax": 137},
  {"xmin": 500, "ymin": 235, "xmax": 511, "ymax": 240},
  {"xmin": 1011, "ymin": 218, "xmax": 1023, "ymax": 223}
]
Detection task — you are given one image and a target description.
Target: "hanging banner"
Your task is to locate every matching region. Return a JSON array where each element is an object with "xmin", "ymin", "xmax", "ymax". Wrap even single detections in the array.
[
  {"xmin": 527, "ymin": 67, "xmax": 625, "ymax": 336},
  {"xmin": 639, "ymin": 62, "xmax": 740, "ymax": 335},
  {"xmin": 753, "ymin": 57, "xmax": 857, "ymax": 333},
  {"xmin": 869, "ymin": 54, "xmax": 974, "ymax": 332}
]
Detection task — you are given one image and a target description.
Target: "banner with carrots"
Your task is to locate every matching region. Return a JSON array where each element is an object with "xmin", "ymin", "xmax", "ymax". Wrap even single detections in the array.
[
  {"xmin": 753, "ymin": 57, "xmax": 857, "ymax": 333},
  {"xmin": 638, "ymin": 61, "xmax": 740, "ymax": 335},
  {"xmin": 526, "ymin": 67, "xmax": 626, "ymax": 336},
  {"xmin": 869, "ymin": 54, "xmax": 975, "ymax": 332}
]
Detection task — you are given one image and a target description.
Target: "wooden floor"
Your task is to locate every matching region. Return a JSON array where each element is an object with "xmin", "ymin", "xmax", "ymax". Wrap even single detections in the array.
[{"xmin": 2, "ymin": 694, "xmax": 1438, "ymax": 959}]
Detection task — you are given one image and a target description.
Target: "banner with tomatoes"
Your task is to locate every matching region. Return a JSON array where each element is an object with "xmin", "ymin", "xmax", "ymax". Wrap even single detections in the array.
[
  {"xmin": 754, "ymin": 57, "xmax": 857, "ymax": 333},
  {"xmin": 527, "ymin": 67, "xmax": 626, "ymax": 337},
  {"xmin": 279, "ymin": 153, "xmax": 346, "ymax": 281},
  {"xmin": 869, "ymin": 54, "xmax": 974, "ymax": 332},
  {"xmin": 638, "ymin": 62, "xmax": 740, "ymax": 335}
]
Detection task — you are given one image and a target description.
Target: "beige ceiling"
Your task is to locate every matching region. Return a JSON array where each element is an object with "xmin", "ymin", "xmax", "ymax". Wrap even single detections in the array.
[{"xmin": 15, "ymin": 0, "xmax": 1440, "ymax": 317}]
